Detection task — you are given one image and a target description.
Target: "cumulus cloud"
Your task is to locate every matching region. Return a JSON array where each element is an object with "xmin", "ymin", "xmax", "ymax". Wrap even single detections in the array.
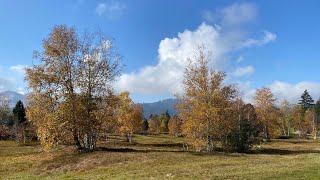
[
  {"xmin": 239, "ymin": 81, "xmax": 320, "ymax": 104},
  {"xmin": 116, "ymin": 2, "xmax": 276, "ymax": 101},
  {"xmin": 95, "ymin": 1, "xmax": 126, "ymax": 19},
  {"xmin": 0, "ymin": 77, "xmax": 15, "ymax": 92},
  {"xmin": 0, "ymin": 65, "xmax": 27, "ymax": 94},
  {"xmin": 116, "ymin": 22, "xmax": 275, "ymax": 97},
  {"xmin": 233, "ymin": 66, "xmax": 254, "ymax": 77},
  {"xmin": 117, "ymin": 23, "xmax": 223, "ymax": 95},
  {"xmin": 203, "ymin": 2, "xmax": 258, "ymax": 27},
  {"xmin": 10, "ymin": 65, "xmax": 27, "ymax": 74},
  {"xmin": 241, "ymin": 31, "xmax": 277, "ymax": 48},
  {"xmin": 269, "ymin": 81, "xmax": 320, "ymax": 103}
]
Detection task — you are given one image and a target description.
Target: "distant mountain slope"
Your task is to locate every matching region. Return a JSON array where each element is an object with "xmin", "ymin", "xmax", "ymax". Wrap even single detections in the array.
[
  {"xmin": 0, "ymin": 91, "xmax": 26, "ymax": 107},
  {"xmin": 140, "ymin": 98, "xmax": 179, "ymax": 119},
  {"xmin": 0, "ymin": 91, "xmax": 178, "ymax": 118}
]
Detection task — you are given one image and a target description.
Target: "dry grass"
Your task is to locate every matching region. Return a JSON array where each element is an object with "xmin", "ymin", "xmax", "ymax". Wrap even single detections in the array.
[{"xmin": 1, "ymin": 135, "xmax": 320, "ymax": 179}]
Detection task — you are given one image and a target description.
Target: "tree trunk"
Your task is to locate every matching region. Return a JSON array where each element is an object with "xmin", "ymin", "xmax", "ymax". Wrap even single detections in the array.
[
  {"xmin": 313, "ymin": 114, "xmax": 317, "ymax": 140},
  {"xmin": 73, "ymin": 131, "xmax": 82, "ymax": 150},
  {"xmin": 126, "ymin": 133, "xmax": 133, "ymax": 143}
]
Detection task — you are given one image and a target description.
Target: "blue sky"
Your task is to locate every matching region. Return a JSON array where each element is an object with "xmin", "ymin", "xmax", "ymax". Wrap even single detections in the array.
[{"xmin": 1, "ymin": 0, "xmax": 320, "ymax": 103}]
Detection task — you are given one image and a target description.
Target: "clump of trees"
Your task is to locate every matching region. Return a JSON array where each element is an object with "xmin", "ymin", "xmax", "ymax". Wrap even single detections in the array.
[
  {"xmin": 26, "ymin": 25, "xmax": 121, "ymax": 151},
  {"xmin": 148, "ymin": 114, "xmax": 161, "ymax": 134},
  {"xmin": 0, "ymin": 98, "xmax": 31, "ymax": 142},
  {"xmin": 176, "ymin": 48, "xmax": 260, "ymax": 152},
  {"xmin": 20, "ymin": 25, "xmax": 320, "ymax": 154},
  {"xmin": 175, "ymin": 48, "xmax": 320, "ymax": 153},
  {"xmin": 146, "ymin": 111, "xmax": 171, "ymax": 135}
]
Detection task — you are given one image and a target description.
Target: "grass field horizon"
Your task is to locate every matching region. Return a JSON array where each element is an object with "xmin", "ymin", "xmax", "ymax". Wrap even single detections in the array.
[{"xmin": 1, "ymin": 135, "xmax": 320, "ymax": 179}]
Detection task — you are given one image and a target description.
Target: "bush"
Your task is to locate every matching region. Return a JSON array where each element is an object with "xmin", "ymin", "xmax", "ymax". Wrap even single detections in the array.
[
  {"xmin": 224, "ymin": 104, "xmax": 260, "ymax": 153},
  {"xmin": 226, "ymin": 119, "xmax": 259, "ymax": 152},
  {"xmin": 0, "ymin": 125, "xmax": 13, "ymax": 140}
]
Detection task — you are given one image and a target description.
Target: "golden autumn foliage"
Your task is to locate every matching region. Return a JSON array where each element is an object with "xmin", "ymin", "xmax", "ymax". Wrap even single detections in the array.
[
  {"xmin": 254, "ymin": 87, "xmax": 279, "ymax": 139},
  {"xmin": 148, "ymin": 115, "xmax": 161, "ymax": 134},
  {"xmin": 177, "ymin": 47, "xmax": 239, "ymax": 152},
  {"xmin": 278, "ymin": 100, "xmax": 293, "ymax": 136},
  {"xmin": 303, "ymin": 110, "xmax": 317, "ymax": 138},
  {"xmin": 116, "ymin": 92, "xmax": 143, "ymax": 143},
  {"xmin": 168, "ymin": 115, "xmax": 182, "ymax": 137},
  {"xmin": 26, "ymin": 25, "xmax": 121, "ymax": 151}
]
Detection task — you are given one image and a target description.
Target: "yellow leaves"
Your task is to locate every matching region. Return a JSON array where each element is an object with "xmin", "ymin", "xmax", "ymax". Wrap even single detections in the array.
[
  {"xmin": 254, "ymin": 87, "xmax": 279, "ymax": 138},
  {"xmin": 178, "ymin": 47, "xmax": 238, "ymax": 151},
  {"xmin": 116, "ymin": 92, "xmax": 143, "ymax": 135},
  {"xmin": 168, "ymin": 116, "xmax": 182, "ymax": 136},
  {"xmin": 26, "ymin": 25, "xmax": 121, "ymax": 150},
  {"xmin": 149, "ymin": 116, "xmax": 161, "ymax": 134}
]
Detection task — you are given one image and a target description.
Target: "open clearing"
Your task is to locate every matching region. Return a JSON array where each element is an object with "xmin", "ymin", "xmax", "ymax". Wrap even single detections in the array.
[{"xmin": 1, "ymin": 135, "xmax": 320, "ymax": 179}]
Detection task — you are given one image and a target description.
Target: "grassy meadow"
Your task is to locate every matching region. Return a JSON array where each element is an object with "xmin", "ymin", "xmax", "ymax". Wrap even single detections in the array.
[{"xmin": 1, "ymin": 135, "xmax": 320, "ymax": 179}]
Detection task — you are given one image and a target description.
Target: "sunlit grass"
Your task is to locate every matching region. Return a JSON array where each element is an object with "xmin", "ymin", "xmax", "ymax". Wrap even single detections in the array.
[{"xmin": 1, "ymin": 135, "xmax": 320, "ymax": 179}]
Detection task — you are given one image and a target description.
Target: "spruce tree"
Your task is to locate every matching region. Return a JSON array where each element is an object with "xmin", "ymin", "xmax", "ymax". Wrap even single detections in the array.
[
  {"xmin": 142, "ymin": 119, "xmax": 149, "ymax": 133},
  {"xmin": 12, "ymin": 100, "xmax": 27, "ymax": 143},
  {"xmin": 298, "ymin": 90, "xmax": 314, "ymax": 112},
  {"xmin": 13, "ymin": 100, "xmax": 27, "ymax": 125}
]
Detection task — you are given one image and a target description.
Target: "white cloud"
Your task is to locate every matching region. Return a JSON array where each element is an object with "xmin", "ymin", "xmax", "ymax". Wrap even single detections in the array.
[
  {"xmin": 233, "ymin": 66, "xmax": 254, "ymax": 77},
  {"xmin": 116, "ymin": 22, "xmax": 274, "ymax": 97},
  {"xmin": 16, "ymin": 87, "xmax": 25, "ymax": 95},
  {"xmin": 269, "ymin": 81, "xmax": 320, "ymax": 103},
  {"xmin": 95, "ymin": 1, "xmax": 126, "ymax": 19},
  {"xmin": 116, "ymin": 3, "xmax": 276, "ymax": 101},
  {"xmin": 10, "ymin": 65, "xmax": 27, "ymax": 74},
  {"xmin": 117, "ymin": 23, "xmax": 223, "ymax": 95},
  {"xmin": 220, "ymin": 2, "xmax": 258, "ymax": 26},
  {"xmin": 241, "ymin": 31, "xmax": 277, "ymax": 48},
  {"xmin": 240, "ymin": 81, "xmax": 320, "ymax": 105},
  {"xmin": 236, "ymin": 81, "xmax": 256, "ymax": 103},
  {"xmin": 0, "ymin": 65, "xmax": 27, "ymax": 94},
  {"xmin": 0, "ymin": 77, "xmax": 14, "ymax": 92},
  {"xmin": 203, "ymin": 2, "xmax": 258, "ymax": 27}
]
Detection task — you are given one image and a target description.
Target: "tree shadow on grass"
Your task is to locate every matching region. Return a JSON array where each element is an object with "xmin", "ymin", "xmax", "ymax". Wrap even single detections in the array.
[
  {"xmin": 249, "ymin": 148, "xmax": 320, "ymax": 155},
  {"xmin": 95, "ymin": 147, "xmax": 185, "ymax": 153},
  {"xmin": 134, "ymin": 142, "xmax": 185, "ymax": 148}
]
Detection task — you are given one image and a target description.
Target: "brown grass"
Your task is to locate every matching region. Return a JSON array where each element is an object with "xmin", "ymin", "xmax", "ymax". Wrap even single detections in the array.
[{"xmin": 1, "ymin": 135, "xmax": 320, "ymax": 179}]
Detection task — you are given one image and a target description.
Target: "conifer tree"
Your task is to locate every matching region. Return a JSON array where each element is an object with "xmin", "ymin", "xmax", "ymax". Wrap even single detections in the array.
[
  {"xmin": 142, "ymin": 119, "xmax": 149, "ymax": 134},
  {"xmin": 298, "ymin": 90, "xmax": 314, "ymax": 112},
  {"xmin": 13, "ymin": 100, "xmax": 27, "ymax": 125},
  {"xmin": 13, "ymin": 100, "xmax": 27, "ymax": 143}
]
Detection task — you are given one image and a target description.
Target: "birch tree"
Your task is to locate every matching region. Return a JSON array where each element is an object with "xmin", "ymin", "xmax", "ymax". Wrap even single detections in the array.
[
  {"xmin": 116, "ymin": 92, "xmax": 143, "ymax": 143},
  {"xmin": 254, "ymin": 87, "xmax": 278, "ymax": 140},
  {"xmin": 26, "ymin": 25, "xmax": 120, "ymax": 151},
  {"xmin": 177, "ymin": 47, "xmax": 237, "ymax": 152}
]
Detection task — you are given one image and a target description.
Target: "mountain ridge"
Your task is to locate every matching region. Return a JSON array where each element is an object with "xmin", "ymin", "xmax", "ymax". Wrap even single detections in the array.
[
  {"xmin": 0, "ymin": 91, "xmax": 26, "ymax": 107},
  {"xmin": 0, "ymin": 91, "xmax": 178, "ymax": 118}
]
